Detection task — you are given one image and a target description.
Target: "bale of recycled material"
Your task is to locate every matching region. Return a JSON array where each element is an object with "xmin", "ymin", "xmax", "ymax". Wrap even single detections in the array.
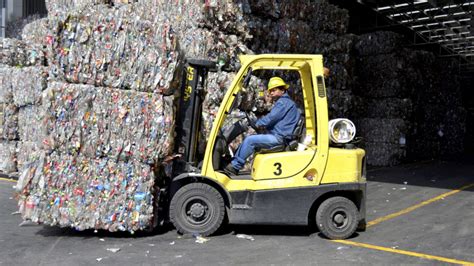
[
  {"xmin": 353, "ymin": 97, "xmax": 413, "ymax": 119},
  {"xmin": 16, "ymin": 151, "xmax": 156, "ymax": 232},
  {"xmin": 1, "ymin": 104, "xmax": 19, "ymax": 141},
  {"xmin": 18, "ymin": 105, "xmax": 45, "ymax": 142},
  {"xmin": 247, "ymin": 1, "xmax": 349, "ymax": 34},
  {"xmin": 327, "ymin": 89, "xmax": 353, "ymax": 118},
  {"xmin": 47, "ymin": 4, "xmax": 182, "ymax": 93},
  {"xmin": 354, "ymin": 31, "xmax": 406, "ymax": 57},
  {"xmin": 356, "ymin": 118, "xmax": 408, "ymax": 144},
  {"xmin": 21, "ymin": 17, "xmax": 51, "ymax": 45},
  {"xmin": 10, "ymin": 67, "xmax": 48, "ymax": 107},
  {"xmin": 0, "ymin": 141, "xmax": 17, "ymax": 173},
  {"xmin": 363, "ymin": 142, "xmax": 406, "ymax": 166},
  {"xmin": 324, "ymin": 62, "xmax": 353, "ymax": 91},
  {"xmin": 16, "ymin": 141, "xmax": 42, "ymax": 172},
  {"xmin": 43, "ymin": 82, "xmax": 174, "ymax": 164},
  {"xmin": 0, "ymin": 67, "xmax": 14, "ymax": 104},
  {"xmin": 354, "ymin": 52, "xmax": 413, "ymax": 98},
  {"xmin": 0, "ymin": 38, "xmax": 45, "ymax": 67},
  {"xmin": 45, "ymin": 0, "xmax": 111, "ymax": 13}
]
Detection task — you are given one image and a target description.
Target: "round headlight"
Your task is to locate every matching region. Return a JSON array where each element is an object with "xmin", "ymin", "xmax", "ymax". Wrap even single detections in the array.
[{"xmin": 329, "ymin": 119, "xmax": 356, "ymax": 144}]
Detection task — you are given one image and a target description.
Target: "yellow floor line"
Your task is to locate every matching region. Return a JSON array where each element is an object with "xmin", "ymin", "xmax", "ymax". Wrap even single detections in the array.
[
  {"xmin": 367, "ymin": 183, "xmax": 474, "ymax": 227},
  {"xmin": 0, "ymin": 177, "xmax": 17, "ymax": 183},
  {"xmin": 333, "ymin": 240, "xmax": 474, "ymax": 265}
]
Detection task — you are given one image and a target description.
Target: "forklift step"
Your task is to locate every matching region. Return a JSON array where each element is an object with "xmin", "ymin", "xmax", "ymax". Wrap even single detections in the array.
[{"xmin": 229, "ymin": 174, "xmax": 253, "ymax": 180}]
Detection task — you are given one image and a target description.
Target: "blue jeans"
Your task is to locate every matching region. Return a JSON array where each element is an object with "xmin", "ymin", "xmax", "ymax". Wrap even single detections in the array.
[{"xmin": 231, "ymin": 134, "xmax": 283, "ymax": 170}]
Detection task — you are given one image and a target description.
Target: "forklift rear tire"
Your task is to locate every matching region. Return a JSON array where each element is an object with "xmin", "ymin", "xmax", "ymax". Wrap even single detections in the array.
[
  {"xmin": 169, "ymin": 183, "xmax": 225, "ymax": 236},
  {"xmin": 316, "ymin": 196, "xmax": 359, "ymax": 240}
]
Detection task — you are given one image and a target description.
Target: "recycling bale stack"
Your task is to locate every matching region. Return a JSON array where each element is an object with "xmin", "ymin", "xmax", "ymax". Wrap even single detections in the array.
[
  {"xmin": 352, "ymin": 32, "xmax": 413, "ymax": 166},
  {"xmin": 0, "ymin": 44, "xmax": 48, "ymax": 174},
  {"xmin": 353, "ymin": 31, "xmax": 466, "ymax": 165},
  {"xmin": 15, "ymin": 3, "xmax": 183, "ymax": 232},
  {"xmin": 407, "ymin": 54, "xmax": 466, "ymax": 160},
  {"xmin": 16, "ymin": 81, "xmax": 174, "ymax": 232}
]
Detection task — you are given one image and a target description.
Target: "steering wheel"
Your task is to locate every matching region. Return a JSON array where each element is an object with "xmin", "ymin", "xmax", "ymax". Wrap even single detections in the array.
[{"xmin": 245, "ymin": 111, "xmax": 259, "ymax": 132}]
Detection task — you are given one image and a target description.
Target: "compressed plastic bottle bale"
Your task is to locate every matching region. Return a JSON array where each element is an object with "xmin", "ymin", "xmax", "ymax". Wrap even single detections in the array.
[
  {"xmin": 363, "ymin": 141, "xmax": 406, "ymax": 166},
  {"xmin": 43, "ymin": 82, "xmax": 175, "ymax": 163},
  {"xmin": 45, "ymin": 0, "xmax": 111, "ymax": 14},
  {"xmin": 356, "ymin": 118, "xmax": 409, "ymax": 144},
  {"xmin": 324, "ymin": 62, "xmax": 353, "ymax": 92},
  {"xmin": 21, "ymin": 17, "xmax": 51, "ymax": 45},
  {"xmin": 327, "ymin": 89, "xmax": 352, "ymax": 118},
  {"xmin": 16, "ymin": 141, "xmax": 43, "ymax": 172},
  {"xmin": 0, "ymin": 38, "xmax": 46, "ymax": 67},
  {"xmin": 0, "ymin": 67, "xmax": 14, "ymax": 104},
  {"xmin": 41, "ymin": 82, "xmax": 91, "ymax": 154},
  {"xmin": 352, "ymin": 97, "xmax": 413, "ymax": 119},
  {"xmin": 0, "ymin": 141, "xmax": 18, "ymax": 173},
  {"xmin": 18, "ymin": 105, "xmax": 46, "ymax": 142},
  {"xmin": 49, "ymin": 4, "xmax": 182, "ymax": 94},
  {"xmin": 199, "ymin": 0, "xmax": 253, "ymax": 40},
  {"xmin": 354, "ymin": 31, "xmax": 406, "ymax": 57},
  {"xmin": 354, "ymin": 53, "xmax": 413, "ymax": 98},
  {"xmin": 202, "ymin": 71, "xmax": 235, "ymax": 139},
  {"xmin": 11, "ymin": 67, "xmax": 48, "ymax": 107},
  {"xmin": 1, "ymin": 104, "xmax": 19, "ymax": 141},
  {"xmin": 17, "ymin": 151, "xmax": 157, "ymax": 232},
  {"xmin": 247, "ymin": 1, "xmax": 349, "ymax": 34}
]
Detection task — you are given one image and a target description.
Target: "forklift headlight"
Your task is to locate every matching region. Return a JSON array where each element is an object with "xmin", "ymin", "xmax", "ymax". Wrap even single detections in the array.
[{"xmin": 329, "ymin": 119, "xmax": 356, "ymax": 144}]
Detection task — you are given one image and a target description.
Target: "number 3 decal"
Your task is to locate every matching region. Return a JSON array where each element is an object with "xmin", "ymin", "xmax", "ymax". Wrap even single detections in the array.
[{"xmin": 273, "ymin": 162, "xmax": 282, "ymax": 176}]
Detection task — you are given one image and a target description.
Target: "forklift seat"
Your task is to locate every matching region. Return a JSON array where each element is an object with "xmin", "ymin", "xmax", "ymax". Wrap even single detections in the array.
[{"xmin": 257, "ymin": 113, "xmax": 305, "ymax": 154}]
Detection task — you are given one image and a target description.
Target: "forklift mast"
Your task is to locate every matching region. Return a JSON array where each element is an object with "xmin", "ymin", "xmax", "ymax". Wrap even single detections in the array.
[{"xmin": 174, "ymin": 59, "xmax": 217, "ymax": 174}]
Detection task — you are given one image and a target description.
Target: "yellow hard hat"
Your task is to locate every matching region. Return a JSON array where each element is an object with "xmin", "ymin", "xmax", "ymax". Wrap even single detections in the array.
[{"xmin": 267, "ymin": 77, "xmax": 289, "ymax": 91}]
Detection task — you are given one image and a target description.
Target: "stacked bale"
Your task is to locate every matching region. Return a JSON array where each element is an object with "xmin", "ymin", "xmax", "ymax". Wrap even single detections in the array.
[
  {"xmin": 0, "ymin": 63, "xmax": 48, "ymax": 174},
  {"xmin": 0, "ymin": 38, "xmax": 45, "ymax": 67},
  {"xmin": 353, "ymin": 31, "xmax": 466, "ymax": 165},
  {"xmin": 15, "ymin": 3, "xmax": 183, "ymax": 232},
  {"xmin": 353, "ymin": 32, "xmax": 412, "ymax": 166},
  {"xmin": 407, "ymin": 54, "xmax": 466, "ymax": 160}
]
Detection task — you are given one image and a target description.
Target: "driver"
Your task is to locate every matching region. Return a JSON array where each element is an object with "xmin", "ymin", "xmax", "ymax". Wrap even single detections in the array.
[{"xmin": 224, "ymin": 77, "xmax": 301, "ymax": 175}]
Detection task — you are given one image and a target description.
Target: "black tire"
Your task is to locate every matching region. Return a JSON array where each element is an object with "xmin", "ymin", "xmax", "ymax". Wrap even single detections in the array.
[
  {"xmin": 316, "ymin": 196, "xmax": 359, "ymax": 240},
  {"xmin": 169, "ymin": 183, "xmax": 225, "ymax": 236}
]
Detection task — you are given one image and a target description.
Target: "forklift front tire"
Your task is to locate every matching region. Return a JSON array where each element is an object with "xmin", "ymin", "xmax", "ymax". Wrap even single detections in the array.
[
  {"xmin": 169, "ymin": 183, "xmax": 225, "ymax": 236},
  {"xmin": 316, "ymin": 196, "xmax": 359, "ymax": 240}
]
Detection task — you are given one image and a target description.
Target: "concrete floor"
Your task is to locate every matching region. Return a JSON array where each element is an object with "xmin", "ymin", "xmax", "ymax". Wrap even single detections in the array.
[{"xmin": 1, "ymin": 157, "xmax": 473, "ymax": 265}]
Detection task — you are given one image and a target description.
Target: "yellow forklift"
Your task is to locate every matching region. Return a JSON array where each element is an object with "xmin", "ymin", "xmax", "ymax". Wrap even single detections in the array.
[{"xmin": 167, "ymin": 54, "xmax": 366, "ymax": 240}]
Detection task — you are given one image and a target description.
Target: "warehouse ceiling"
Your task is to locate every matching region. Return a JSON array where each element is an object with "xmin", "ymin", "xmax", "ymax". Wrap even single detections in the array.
[{"xmin": 356, "ymin": 0, "xmax": 473, "ymax": 72}]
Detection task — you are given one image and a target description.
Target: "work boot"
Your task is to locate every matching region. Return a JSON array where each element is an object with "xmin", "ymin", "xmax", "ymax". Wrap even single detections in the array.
[{"xmin": 224, "ymin": 163, "xmax": 238, "ymax": 175}]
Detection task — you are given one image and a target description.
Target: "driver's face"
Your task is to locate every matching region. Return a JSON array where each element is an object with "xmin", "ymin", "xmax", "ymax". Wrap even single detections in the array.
[{"xmin": 268, "ymin": 87, "xmax": 285, "ymax": 101}]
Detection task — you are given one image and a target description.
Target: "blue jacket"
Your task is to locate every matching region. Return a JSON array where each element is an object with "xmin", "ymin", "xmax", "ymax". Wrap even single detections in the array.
[{"xmin": 255, "ymin": 92, "xmax": 301, "ymax": 141}]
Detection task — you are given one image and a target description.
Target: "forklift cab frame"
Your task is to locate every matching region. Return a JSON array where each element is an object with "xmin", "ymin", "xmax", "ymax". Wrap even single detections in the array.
[{"xmin": 205, "ymin": 54, "xmax": 329, "ymax": 186}]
